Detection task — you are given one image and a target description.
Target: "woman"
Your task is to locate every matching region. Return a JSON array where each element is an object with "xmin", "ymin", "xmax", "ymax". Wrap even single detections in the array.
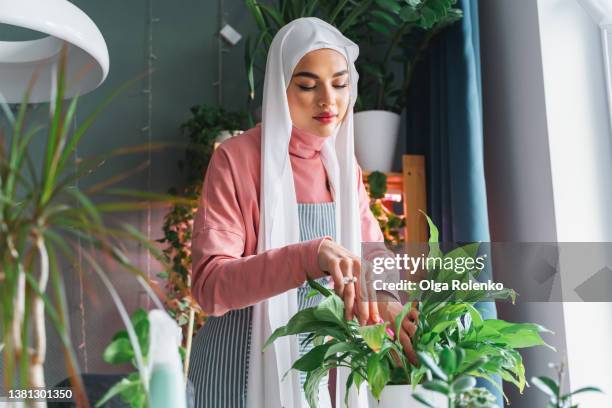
[{"xmin": 189, "ymin": 17, "xmax": 418, "ymax": 408}]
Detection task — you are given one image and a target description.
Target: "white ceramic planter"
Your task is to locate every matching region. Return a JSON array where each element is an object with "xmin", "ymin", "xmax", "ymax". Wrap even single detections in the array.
[
  {"xmin": 214, "ymin": 129, "xmax": 244, "ymax": 149},
  {"xmin": 354, "ymin": 110, "xmax": 401, "ymax": 173},
  {"xmin": 368, "ymin": 384, "xmax": 448, "ymax": 408}
]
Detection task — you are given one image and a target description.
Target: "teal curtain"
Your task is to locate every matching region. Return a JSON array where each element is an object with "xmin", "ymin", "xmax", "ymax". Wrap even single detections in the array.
[{"xmin": 404, "ymin": 0, "xmax": 503, "ymax": 404}]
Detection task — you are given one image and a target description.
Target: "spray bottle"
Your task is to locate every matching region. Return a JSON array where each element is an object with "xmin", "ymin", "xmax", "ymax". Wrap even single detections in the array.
[{"xmin": 147, "ymin": 309, "xmax": 187, "ymax": 408}]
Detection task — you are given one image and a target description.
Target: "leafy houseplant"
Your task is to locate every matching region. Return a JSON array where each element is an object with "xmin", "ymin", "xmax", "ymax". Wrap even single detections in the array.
[
  {"xmin": 244, "ymin": 0, "xmax": 462, "ymax": 113},
  {"xmin": 265, "ymin": 215, "xmax": 553, "ymax": 407},
  {"xmin": 0, "ymin": 47, "xmax": 178, "ymax": 406},
  {"xmin": 157, "ymin": 104, "xmax": 244, "ymax": 341},
  {"xmin": 97, "ymin": 308, "xmax": 187, "ymax": 408},
  {"xmin": 531, "ymin": 361, "xmax": 603, "ymax": 408},
  {"xmin": 243, "ymin": 0, "xmax": 463, "ymax": 171},
  {"xmin": 366, "ymin": 171, "xmax": 406, "ymax": 244}
]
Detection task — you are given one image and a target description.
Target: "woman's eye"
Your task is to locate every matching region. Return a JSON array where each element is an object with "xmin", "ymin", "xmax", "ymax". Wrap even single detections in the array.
[{"xmin": 298, "ymin": 84, "xmax": 348, "ymax": 91}]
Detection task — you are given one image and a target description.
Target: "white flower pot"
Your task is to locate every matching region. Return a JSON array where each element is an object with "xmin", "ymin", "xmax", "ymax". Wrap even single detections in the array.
[
  {"xmin": 354, "ymin": 110, "xmax": 401, "ymax": 173},
  {"xmin": 368, "ymin": 384, "xmax": 448, "ymax": 408},
  {"xmin": 214, "ymin": 129, "xmax": 243, "ymax": 149}
]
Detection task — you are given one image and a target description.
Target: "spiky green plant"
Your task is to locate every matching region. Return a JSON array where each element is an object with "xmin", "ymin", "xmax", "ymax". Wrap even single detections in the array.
[{"xmin": 0, "ymin": 45, "xmax": 187, "ymax": 407}]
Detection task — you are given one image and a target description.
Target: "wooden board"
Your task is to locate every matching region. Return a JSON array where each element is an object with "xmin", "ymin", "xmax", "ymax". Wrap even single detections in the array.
[{"xmin": 402, "ymin": 155, "xmax": 428, "ymax": 243}]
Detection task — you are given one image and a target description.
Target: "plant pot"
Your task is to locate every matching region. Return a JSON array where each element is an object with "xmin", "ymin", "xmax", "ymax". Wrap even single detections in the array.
[
  {"xmin": 368, "ymin": 384, "xmax": 448, "ymax": 408},
  {"xmin": 354, "ymin": 110, "xmax": 401, "ymax": 173},
  {"xmin": 214, "ymin": 129, "xmax": 243, "ymax": 149}
]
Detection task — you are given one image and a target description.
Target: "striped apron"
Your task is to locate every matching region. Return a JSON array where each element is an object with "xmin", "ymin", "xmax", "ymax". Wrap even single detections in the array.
[{"xmin": 188, "ymin": 202, "xmax": 336, "ymax": 408}]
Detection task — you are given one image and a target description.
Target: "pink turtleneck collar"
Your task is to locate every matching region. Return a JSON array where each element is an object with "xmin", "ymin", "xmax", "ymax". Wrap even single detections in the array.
[
  {"xmin": 254, "ymin": 122, "xmax": 329, "ymax": 159},
  {"xmin": 289, "ymin": 124, "xmax": 328, "ymax": 159}
]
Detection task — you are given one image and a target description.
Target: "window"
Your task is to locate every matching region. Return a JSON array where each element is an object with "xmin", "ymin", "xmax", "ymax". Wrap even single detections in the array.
[{"xmin": 577, "ymin": 0, "xmax": 612, "ymax": 131}]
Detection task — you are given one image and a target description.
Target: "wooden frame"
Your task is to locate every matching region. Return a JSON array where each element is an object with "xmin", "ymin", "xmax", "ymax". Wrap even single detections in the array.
[
  {"xmin": 362, "ymin": 155, "xmax": 428, "ymax": 242},
  {"xmin": 402, "ymin": 155, "xmax": 428, "ymax": 243}
]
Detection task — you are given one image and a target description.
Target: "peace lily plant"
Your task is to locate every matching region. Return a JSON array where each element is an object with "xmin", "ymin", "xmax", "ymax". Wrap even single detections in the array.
[{"xmin": 265, "ymin": 215, "xmax": 554, "ymax": 407}]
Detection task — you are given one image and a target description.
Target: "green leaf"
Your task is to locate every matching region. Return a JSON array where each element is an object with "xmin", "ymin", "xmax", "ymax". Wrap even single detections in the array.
[
  {"xmin": 375, "ymin": 0, "xmax": 401, "ymax": 14},
  {"xmin": 292, "ymin": 343, "xmax": 333, "ymax": 372},
  {"xmin": 304, "ymin": 366, "xmax": 329, "ymax": 408},
  {"xmin": 259, "ymin": 3, "xmax": 285, "ymax": 28},
  {"xmin": 264, "ymin": 326, "xmax": 288, "ymax": 350},
  {"xmin": 367, "ymin": 171, "xmax": 387, "ymax": 198},
  {"xmin": 307, "ymin": 278, "xmax": 333, "ymax": 297},
  {"xmin": 399, "ymin": 5, "xmax": 420, "ymax": 22},
  {"xmin": 566, "ymin": 386, "xmax": 604, "ymax": 397},
  {"xmin": 103, "ymin": 338, "xmax": 134, "ymax": 364},
  {"xmin": 417, "ymin": 351, "xmax": 447, "ymax": 381},
  {"xmin": 245, "ymin": 0, "xmax": 267, "ymax": 30},
  {"xmin": 394, "ymin": 301, "xmax": 413, "ymax": 339},
  {"xmin": 358, "ymin": 323, "xmax": 388, "ymax": 352},
  {"xmin": 455, "ymin": 347, "xmax": 466, "ymax": 372},
  {"xmin": 460, "ymin": 356, "xmax": 489, "ymax": 376},
  {"xmin": 134, "ymin": 318, "xmax": 150, "ymax": 357},
  {"xmin": 439, "ymin": 346, "xmax": 456, "ymax": 374},
  {"xmin": 422, "ymin": 379, "xmax": 449, "ymax": 395},
  {"xmin": 412, "ymin": 393, "xmax": 436, "ymax": 407},
  {"xmin": 372, "ymin": 9, "xmax": 397, "ymax": 25},
  {"xmin": 367, "ymin": 354, "xmax": 391, "ymax": 400},
  {"xmin": 95, "ymin": 377, "xmax": 139, "ymax": 407},
  {"xmin": 111, "ymin": 330, "xmax": 129, "ymax": 344},
  {"xmin": 531, "ymin": 376, "xmax": 559, "ymax": 399},
  {"xmin": 452, "ymin": 375, "xmax": 476, "ymax": 393},
  {"xmin": 313, "ymin": 295, "xmax": 345, "ymax": 324},
  {"xmin": 367, "ymin": 22, "xmax": 391, "ymax": 36},
  {"xmin": 484, "ymin": 320, "xmax": 554, "ymax": 350},
  {"xmin": 324, "ymin": 342, "xmax": 358, "ymax": 359}
]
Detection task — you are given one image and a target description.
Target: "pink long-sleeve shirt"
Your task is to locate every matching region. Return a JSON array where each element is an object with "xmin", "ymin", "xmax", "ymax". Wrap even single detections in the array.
[{"xmin": 191, "ymin": 122, "xmax": 385, "ymax": 317}]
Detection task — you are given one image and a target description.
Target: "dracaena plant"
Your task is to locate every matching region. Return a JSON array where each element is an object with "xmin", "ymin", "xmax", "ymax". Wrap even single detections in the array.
[
  {"xmin": 0, "ymin": 46, "xmax": 184, "ymax": 407},
  {"xmin": 265, "ymin": 214, "xmax": 554, "ymax": 408}
]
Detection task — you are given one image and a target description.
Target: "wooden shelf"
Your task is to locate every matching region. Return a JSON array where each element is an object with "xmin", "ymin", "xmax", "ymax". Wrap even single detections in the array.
[{"xmin": 362, "ymin": 157, "xmax": 428, "ymax": 243}]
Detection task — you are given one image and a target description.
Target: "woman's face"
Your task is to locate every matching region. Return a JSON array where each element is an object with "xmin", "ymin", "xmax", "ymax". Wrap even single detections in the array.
[{"xmin": 286, "ymin": 48, "xmax": 350, "ymax": 138}]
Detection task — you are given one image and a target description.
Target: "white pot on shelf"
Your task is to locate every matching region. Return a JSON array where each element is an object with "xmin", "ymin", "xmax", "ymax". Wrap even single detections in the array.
[
  {"xmin": 354, "ymin": 110, "xmax": 401, "ymax": 173},
  {"xmin": 214, "ymin": 129, "xmax": 243, "ymax": 149},
  {"xmin": 368, "ymin": 384, "xmax": 448, "ymax": 408}
]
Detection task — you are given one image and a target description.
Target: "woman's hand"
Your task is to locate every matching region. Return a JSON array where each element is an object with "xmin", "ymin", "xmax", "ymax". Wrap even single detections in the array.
[
  {"xmin": 316, "ymin": 239, "xmax": 379, "ymax": 325},
  {"xmin": 377, "ymin": 296, "xmax": 419, "ymax": 366}
]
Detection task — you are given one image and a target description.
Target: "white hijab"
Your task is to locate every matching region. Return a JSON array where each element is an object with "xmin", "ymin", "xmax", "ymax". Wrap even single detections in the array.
[{"xmin": 246, "ymin": 17, "xmax": 368, "ymax": 408}]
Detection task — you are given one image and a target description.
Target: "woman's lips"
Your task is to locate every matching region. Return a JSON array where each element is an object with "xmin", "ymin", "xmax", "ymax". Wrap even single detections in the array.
[{"xmin": 314, "ymin": 115, "xmax": 336, "ymax": 124}]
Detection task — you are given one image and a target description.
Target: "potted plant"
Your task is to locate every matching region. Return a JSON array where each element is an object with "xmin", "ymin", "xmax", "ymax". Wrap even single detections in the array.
[
  {"xmin": 243, "ymin": 0, "xmax": 463, "ymax": 172},
  {"xmin": 265, "ymin": 214, "xmax": 554, "ymax": 407},
  {"xmin": 0, "ymin": 47, "xmax": 185, "ymax": 406},
  {"xmin": 531, "ymin": 360, "xmax": 603, "ymax": 408},
  {"xmin": 97, "ymin": 308, "xmax": 191, "ymax": 408},
  {"xmin": 352, "ymin": 0, "xmax": 463, "ymax": 172}
]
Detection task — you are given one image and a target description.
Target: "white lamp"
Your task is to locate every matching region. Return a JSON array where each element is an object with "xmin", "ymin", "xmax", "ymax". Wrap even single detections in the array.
[{"xmin": 0, "ymin": 0, "xmax": 109, "ymax": 103}]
